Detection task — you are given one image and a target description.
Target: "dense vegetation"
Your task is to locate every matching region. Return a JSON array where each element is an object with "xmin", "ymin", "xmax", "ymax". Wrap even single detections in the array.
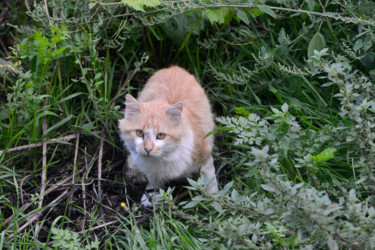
[{"xmin": 1, "ymin": 0, "xmax": 375, "ymax": 248}]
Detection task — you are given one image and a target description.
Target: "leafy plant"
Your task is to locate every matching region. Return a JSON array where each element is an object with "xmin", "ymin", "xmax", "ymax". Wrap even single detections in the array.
[
  {"xmin": 1, "ymin": 0, "xmax": 375, "ymax": 249},
  {"xmin": 50, "ymin": 227, "xmax": 99, "ymax": 250}
]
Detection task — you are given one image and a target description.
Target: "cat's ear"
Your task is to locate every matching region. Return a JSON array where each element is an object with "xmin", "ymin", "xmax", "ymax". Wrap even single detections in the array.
[
  {"xmin": 166, "ymin": 102, "xmax": 183, "ymax": 125},
  {"xmin": 125, "ymin": 94, "xmax": 141, "ymax": 120}
]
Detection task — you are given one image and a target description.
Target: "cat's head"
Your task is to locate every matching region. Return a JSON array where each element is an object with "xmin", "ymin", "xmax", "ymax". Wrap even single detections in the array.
[{"xmin": 119, "ymin": 94, "xmax": 184, "ymax": 157}]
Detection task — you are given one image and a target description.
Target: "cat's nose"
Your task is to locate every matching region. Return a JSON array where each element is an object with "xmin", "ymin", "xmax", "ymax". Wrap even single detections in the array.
[{"xmin": 144, "ymin": 146, "xmax": 153, "ymax": 154}]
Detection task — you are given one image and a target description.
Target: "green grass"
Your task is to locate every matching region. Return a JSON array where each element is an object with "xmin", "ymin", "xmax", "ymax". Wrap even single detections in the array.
[{"xmin": 1, "ymin": 0, "xmax": 375, "ymax": 249}]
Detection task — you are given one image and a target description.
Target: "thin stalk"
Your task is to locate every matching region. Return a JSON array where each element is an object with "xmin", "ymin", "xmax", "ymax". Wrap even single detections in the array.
[
  {"xmin": 109, "ymin": 4, "xmax": 337, "ymax": 19},
  {"xmin": 172, "ymin": 14, "xmax": 202, "ymax": 62}
]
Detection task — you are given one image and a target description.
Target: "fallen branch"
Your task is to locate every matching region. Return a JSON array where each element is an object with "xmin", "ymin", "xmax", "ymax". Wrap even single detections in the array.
[
  {"xmin": 78, "ymin": 220, "xmax": 117, "ymax": 234},
  {"xmin": 39, "ymin": 119, "xmax": 48, "ymax": 208},
  {"xmin": 35, "ymin": 118, "xmax": 48, "ymax": 233},
  {"xmin": 0, "ymin": 131, "xmax": 103, "ymax": 154},
  {"xmin": 81, "ymin": 171, "xmax": 88, "ymax": 231},
  {"xmin": 98, "ymin": 136, "xmax": 105, "ymax": 220},
  {"xmin": 68, "ymin": 131, "xmax": 80, "ymax": 217}
]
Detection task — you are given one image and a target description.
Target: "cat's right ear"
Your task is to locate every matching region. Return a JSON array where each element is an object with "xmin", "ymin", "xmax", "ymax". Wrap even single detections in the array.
[
  {"xmin": 125, "ymin": 94, "xmax": 141, "ymax": 120},
  {"xmin": 166, "ymin": 102, "xmax": 183, "ymax": 125}
]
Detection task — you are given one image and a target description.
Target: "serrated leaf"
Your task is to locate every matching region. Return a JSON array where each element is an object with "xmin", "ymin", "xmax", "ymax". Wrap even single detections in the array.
[
  {"xmin": 95, "ymin": 72, "xmax": 102, "ymax": 79},
  {"xmin": 281, "ymin": 103, "xmax": 289, "ymax": 113},
  {"xmin": 308, "ymin": 32, "xmax": 326, "ymax": 58},
  {"xmin": 121, "ymin": 0, "xmax": 160, "ymax": 12},
  {"xmin": 187, "ymin": 178, "xmax": 198, "ymax": 187},
  {"xmin": 278, "ymin": 28, "xmax": 287, "ymax": 44},
  {"xmin": 192, "ymin": 195, "xmax": 205, "ymax": 202},
  {"xmin": 235, "ymin": 107, "xmax": 250, "ymax": 117},
  {"xmin": 249, "ymin": 8, "xmax": 263, "ymax": 17},
  {"xmin": 82, "ymin": 122, "xmax": 94, "ymax": 131},
  {"xmin": 88, "ymin": 2, "xmax": 96, "ymax": 9},
  {"xmin": 261, "ymin": 184, "xmax": 276, "ymax": 192},
  {"xmin": 309, "ymin": 147, "xmax": 336, "ymax": 165},
  {"xmin": 270, "ymin": 107, "xmax": 281, "ymax": 114},
  {"xmin": 223, "ymin": 181, "xmax": 234, "ymax": 190},
  {"xmin": 353, "ymin": 39, "xmax": 363, "ymax": 52},
  {"xmin": 327, "ymin": 234, "xmax": 339, "ymax": 250},
  {"xmin": 258, "ymin": 5, "xmax": 276, "ymax": 19},
  {"xmin": 204, "ymin": 8, "xmax": 234, "ymax": 24},
  {"xmin": 293, "ymin": 182, "xmax": 304, "ymax": 189},
  {"xmin": 231, "ymin": 189, "xmax": 239, "ymax": 201},
  {"xmin": 183, "ymin": 200, "xmax": 198, "ymax": 209},
  {"xmin": 211, "ymin": 201, "xmax": 224, "ymax": 213},
  {"xmin": 236, "ymin": 9, "xmax": 250, "ymax": 25},
  {"xmin": 306, "ymin": 0, "xmax": 316, "ymax": 10}
]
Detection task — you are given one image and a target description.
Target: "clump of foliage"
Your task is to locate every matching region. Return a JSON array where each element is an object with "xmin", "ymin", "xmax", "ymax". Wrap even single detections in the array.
[{"xmin": 1, "ymin": 0, "xmax": 375, "ymax": 249}]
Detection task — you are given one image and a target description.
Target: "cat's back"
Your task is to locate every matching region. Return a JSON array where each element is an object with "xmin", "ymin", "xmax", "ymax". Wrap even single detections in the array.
[
  {"xmin": 138, "ymin": 66, "xmax": 205, "ymax": 105},
  {"xmin": 138, "ymin": 66, "xmax": 214, "ymax": 127},
  {"xmin": 137, "ymin": 66, "xmax": 214, "ymax": 143}
]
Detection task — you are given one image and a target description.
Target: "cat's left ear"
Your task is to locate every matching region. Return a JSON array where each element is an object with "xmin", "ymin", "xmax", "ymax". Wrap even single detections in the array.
[
  {"xmin": 125, "ymin": 94, "xmax": 141, "ymax": 120},
  {"xmin": 166, "ymin": 102, "xmax": 183, "ymax": 125}
]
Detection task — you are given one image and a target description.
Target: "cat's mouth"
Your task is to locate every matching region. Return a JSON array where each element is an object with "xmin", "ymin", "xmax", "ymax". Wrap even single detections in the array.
[{"xmin": 141, "ymin": 151, "xmax": 156, "ymax": 157}]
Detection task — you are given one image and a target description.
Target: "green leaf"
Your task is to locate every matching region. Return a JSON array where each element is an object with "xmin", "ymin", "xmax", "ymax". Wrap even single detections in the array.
[
  {"xmin": 261, "ymin": 184, "xmax": 276, "ymax": 192},
  {"xmin": 308, "ymin": 32, "xmax": 326, "ymax": 58},
  {"xmin": 121, "ymin": 0, "xmax": 160, "ymax": 12},
  {"xmin": 82, "ymin": 122, "xmax": 95, "ymax": 131},
  {"xmin": 204, "ymin": 8, "xmax": 235, "ymax": 24},
  {"xmin": 281, "ymin": 103, "xmax": 289, "ymax": 113},
  {"xmin": 236, "ymin": 9, "xmax": 250, "ymax": 25},
  {"xmin": 211, "ymin": 201, "xmax": 224, "ymax": 214},
  {"xmin": 183, "ymin": 200, "xmax": 198, "ymax": 209},
  {"xmin": 43, "ymin": 115, "xmax": 75, "ymax": 138},
  {"xmin": 231, "ymin": 189, "xmax": 239, "ymax": 201},
  {"xmin": 278, "ymin": 28, "xmax": 287, "ymax": 44},
  {"xmin": 258, "ymin": 5, "xmax": 276, "ymax": 19},
  {"xmin": 55, "ymin": 92, "xmax": 85, "ymax": 105},
  {"xmin": 353, "ymin": 39, "xmax": 363, "ymax": 52},
  {"xmin": 309, "ymin": 147, "xmax": 336, "ymax": 165},
  {"xmin": 235, "ymin": 107, "xmax": 250, "ymax": 117},
  {"xmin": 95, "ymin": 72, "xmax": 102, "ymax": 79},
  {"xmin": 327, "ymin": 234, "xmax": 339, "ymax": 250},
  {"xmin": 306, "ymin": 0, "xmax": 316, "ymax": 10}
]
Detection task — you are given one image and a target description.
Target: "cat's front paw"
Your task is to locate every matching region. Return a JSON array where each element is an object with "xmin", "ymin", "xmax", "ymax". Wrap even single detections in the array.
[
  {"xmin": 127, "ymin": 166, "xmax": 148, "ymax": 184},
  {"xmin": 208, "ymin": 178, "xmax": 219, "ymax": 194},
  {"xmin": 141, "ymin": 192, "xmax": 158, "ymax": 207}
]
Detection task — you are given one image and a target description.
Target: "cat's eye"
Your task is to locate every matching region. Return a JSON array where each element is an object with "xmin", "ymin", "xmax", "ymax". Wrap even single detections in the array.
[
  {"xmin": 135, "ymin": 130, "xmax": 144, "ymax": 137},
  {"xmin": 156, "ymin": 133, "xmax": 166, "ymax": 140}
]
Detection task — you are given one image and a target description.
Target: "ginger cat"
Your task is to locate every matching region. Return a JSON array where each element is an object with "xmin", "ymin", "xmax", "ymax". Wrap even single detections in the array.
[{"xmin": 118, "ymin": 66, "xmax": 218, "ymax": 206}]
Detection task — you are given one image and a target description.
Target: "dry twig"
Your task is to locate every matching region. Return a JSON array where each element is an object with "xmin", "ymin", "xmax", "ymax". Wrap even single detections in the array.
[
  {"xmin": 68, "ymin": 132, "xmax": 80, "ymax": 217},
  {"xmin": 20, "ymin": 175, "xmax": 31, "ymax": 205},
  {"xmin": 98, "ymin": 136, "xmax": 105, "ymax": 220},
  {"xmin": 0, "ymin": 131, "xmax": 103, "ymax": 154},
  {"xmin": 35, "ymin": 118, "xmax": 48, "ymax": 233},
  {"xmin": 78, "ymin": 220, "xmax": 117, "ymax": 234}
]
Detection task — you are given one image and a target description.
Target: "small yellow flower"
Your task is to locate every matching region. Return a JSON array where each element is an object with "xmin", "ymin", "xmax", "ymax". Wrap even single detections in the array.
[{"xmin": 121, "ymin": 202, "xmax": 126, "ymax": 207}]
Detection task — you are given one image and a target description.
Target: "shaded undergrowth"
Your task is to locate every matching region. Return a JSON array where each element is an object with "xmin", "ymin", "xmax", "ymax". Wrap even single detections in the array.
[{"xmin": 1, "ymin": 0, "xmax": 375, "ymax": 248}]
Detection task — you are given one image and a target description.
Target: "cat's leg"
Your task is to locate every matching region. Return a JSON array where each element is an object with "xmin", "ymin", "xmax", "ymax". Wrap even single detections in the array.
[
  {"xmin": 126, "ymin": 156, "xmax": 147, "ymax": 184},
  {"xmin": 200, "ymin": 154, "xmax": 218, "ymax": 194},
  {"xmin": 126, "ymin": 155, "xmax": 162, "ymax": 207}
]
